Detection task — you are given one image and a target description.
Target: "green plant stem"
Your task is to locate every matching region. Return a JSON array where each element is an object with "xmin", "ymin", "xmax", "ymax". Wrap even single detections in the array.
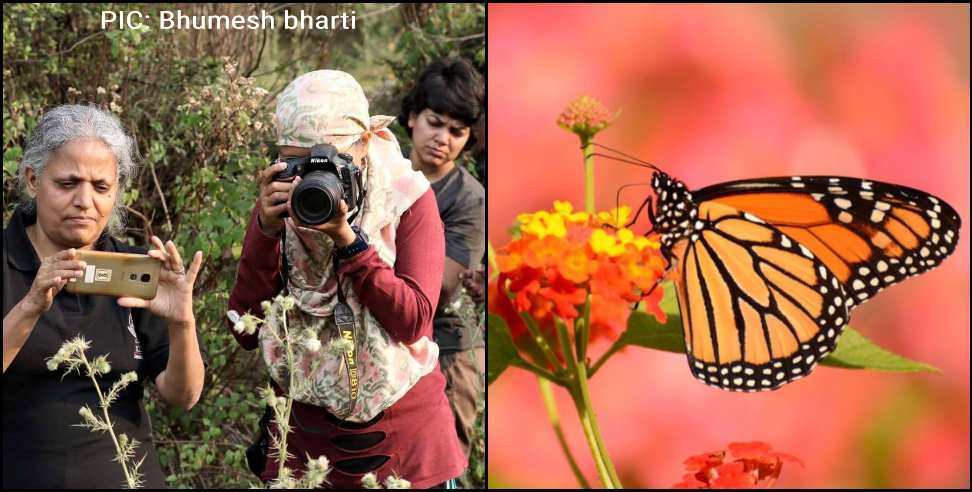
[
  {"xmin": 510, "ymin": 358, "xmax": 565, "ymax": 385},
  {"xmin": 569, "ymin": 361, "xmax": 622, "ymax": 488},
  {"xmin": 518, "ymin": 310, "xmax": 564, "ymax": 376},
  {"xmin": 487, "ymin": 240, "xmax": 499, "ymax": 281},
  {"xmin": 588, "ymin": 341, "xmax": 623, "ymax": 378},
  {"xmin": 582, "ymin": 138, "xmax": 595, "ymax": 213},
  {"xmin": 538, "ymin": 377, "xmax": 591, "ymax": 489}
]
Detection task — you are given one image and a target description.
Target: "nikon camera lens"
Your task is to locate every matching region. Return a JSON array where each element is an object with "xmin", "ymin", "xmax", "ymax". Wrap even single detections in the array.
[{"xmin": 291, "ymin": 170, "xmax": 344, "ymax": 225}]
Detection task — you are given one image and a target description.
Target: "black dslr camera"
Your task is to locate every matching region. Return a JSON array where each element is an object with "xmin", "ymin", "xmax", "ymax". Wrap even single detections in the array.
[{"xmin": 273, "ymin": 143, "xmax": 365, "ymax": 225}]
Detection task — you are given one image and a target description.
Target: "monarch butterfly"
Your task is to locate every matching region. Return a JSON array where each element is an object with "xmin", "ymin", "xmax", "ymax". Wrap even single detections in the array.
[{"xmin": 597, "ymin": 145, "xmax": 961, "ymax": 392}]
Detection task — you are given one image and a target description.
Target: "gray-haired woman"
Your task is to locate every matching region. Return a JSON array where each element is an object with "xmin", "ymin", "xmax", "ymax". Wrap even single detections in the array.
[{"xmin": 2, "ymin": 104, "xmax": 205, "ymax": 488}]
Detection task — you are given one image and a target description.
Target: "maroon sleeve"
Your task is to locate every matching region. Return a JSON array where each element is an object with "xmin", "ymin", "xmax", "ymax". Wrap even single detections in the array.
[
  {"xmin": 337, "ymin": 188, "xmax": 444, "ymax": 345},
  {"xmin": 227, "ymin": 202, "xmax": 283, "ymax": 350}
]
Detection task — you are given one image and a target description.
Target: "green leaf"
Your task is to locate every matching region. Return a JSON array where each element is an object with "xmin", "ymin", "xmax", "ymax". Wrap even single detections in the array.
[
  {"xmin": 820, "ymin": 328, "xmax": 940, "ymax": 373},
  {"xmin": 618, "ymin": 310, "xmax": 686, "ymax": 354},
  {"xmin": 487, "ymin": 314, "xmax": 518, "ymax": 385}
]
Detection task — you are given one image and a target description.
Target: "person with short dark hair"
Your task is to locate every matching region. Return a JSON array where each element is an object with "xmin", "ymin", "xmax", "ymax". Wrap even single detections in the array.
[{"xmin": 399, "ymin": 57, "xmax": 486, "ymax": 460}]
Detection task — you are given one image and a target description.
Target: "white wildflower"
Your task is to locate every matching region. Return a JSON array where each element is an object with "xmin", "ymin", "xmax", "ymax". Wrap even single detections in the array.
[
  {"xmin": 304, "ymin": 338, "xmax": 321, "ymax": 353},
  {"xmin": 91, "ymin": 355, "xmax": 111, "ymax": 376},
  {"xmin": 384, "ymin": 475, "xmax": 412, "ymax": 489},
  {"xmin": 361, "ymin": 472, "xmax": 381, "ymax": 489},
  {"xmin": 241, "ymin": 313, "xmax": 262, "ymax": 335},
  {"xmin": 279, "ymin": 295, "xmax": 296, "ymax": 312},
  {"xmin": 96, "ymin": 86, "xmax": 106, "ymax": 95}
]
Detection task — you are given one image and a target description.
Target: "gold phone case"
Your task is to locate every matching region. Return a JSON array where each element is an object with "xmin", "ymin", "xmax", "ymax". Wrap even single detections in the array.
[{"xmin": 64, "ymin": 250, "xmax": 162, "ymax": 300}]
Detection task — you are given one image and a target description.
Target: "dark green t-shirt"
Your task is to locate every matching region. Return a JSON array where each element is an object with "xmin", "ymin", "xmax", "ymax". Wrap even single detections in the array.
[{"xmin": 429, "ymin": 165, "xmax": 485, "ymax": 354}]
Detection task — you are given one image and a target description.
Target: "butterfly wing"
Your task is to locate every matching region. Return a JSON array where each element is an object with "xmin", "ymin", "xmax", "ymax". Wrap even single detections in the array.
[
  {"xmin": 669, "ymin": 202, "xmax": 849, "ymax": 391},
  {"xmin": 692, "ymin": 176, "xmax": 961, "ymax": 309}
]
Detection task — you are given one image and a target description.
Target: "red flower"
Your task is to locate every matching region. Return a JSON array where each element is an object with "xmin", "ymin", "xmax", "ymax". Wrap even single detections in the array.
[{"xmin": 672, "ymin": 442, "xmax": 802, "ymax": 489}]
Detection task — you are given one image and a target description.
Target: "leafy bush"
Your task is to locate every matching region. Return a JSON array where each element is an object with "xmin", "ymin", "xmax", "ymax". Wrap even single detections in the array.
[{"xmin": 3, "ymin": 3, "xmax": 484, "ymax": 488}]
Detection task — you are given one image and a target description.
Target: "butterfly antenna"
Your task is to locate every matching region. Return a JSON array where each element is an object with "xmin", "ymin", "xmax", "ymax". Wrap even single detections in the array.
[{"xmin": 591, "ymin": 143, "xmax": 665, "ymax": 173}]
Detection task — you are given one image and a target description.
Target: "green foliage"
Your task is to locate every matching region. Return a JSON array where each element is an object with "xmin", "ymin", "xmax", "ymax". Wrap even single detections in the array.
[
  {"xmin": 4, "ymin": 3, "xmax": 484, "ymax": 488},
  {"xmin": 487, "ymin": 314, "xmax": 518, "ymax": 385},
  {"xmin": 822, "ymin": 328, "xmax": 941, "ymax": 372}
]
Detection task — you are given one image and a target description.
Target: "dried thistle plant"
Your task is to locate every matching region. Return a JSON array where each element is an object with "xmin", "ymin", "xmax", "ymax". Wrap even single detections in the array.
[
  {"xmin": 47, "ymin": 336, "xmax": 145, "ymax": 489},
  {"xmin": 228, "ymin": 294, "xmax": 332, "ymax": 488}
]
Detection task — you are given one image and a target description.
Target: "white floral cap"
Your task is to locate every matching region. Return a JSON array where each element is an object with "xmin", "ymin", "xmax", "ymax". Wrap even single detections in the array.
[{"xmin": 273, "ymin": 69, "xmax": 394, "ymax": 150}]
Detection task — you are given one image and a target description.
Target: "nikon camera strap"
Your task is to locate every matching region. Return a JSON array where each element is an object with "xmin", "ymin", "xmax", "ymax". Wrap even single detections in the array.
[{"xmin": 332, "ymin": 255, "xmax": 359, "ymax": 419}]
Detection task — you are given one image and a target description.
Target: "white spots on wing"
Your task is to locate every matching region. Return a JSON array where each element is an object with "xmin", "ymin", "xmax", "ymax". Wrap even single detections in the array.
[
  {"xmin": 838, "ymin": 211, "xmax": 853, "ymax": 223},
  {"xmin": 834, "ymin": 198, "xmax": 852, "ymax": 209},
  {"xmin": 744, "ymin": 213, "xmax": 765, "ymax": 224},
  {"xmin": 799, "ymin": 245, "xmax": 813, "ymax": 258},
  {"xmin": 870, "ymin": 209, "xmax": 885, "ymax": 223},
  {"xmin": 874, "ymin": 201, "xmax": 891, "ymax": 211}
]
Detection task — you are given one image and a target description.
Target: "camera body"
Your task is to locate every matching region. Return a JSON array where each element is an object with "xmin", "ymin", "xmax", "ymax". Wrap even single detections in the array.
[{"xmin": 273, "ymin": 143, "xmax": 365, "ymax": 225}]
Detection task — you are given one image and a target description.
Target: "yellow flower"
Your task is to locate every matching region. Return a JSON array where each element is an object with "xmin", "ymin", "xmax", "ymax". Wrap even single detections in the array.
[
  {"xmin": 589, "ymin": 229, "xmax": 626, "ymax": 257},
  {"xmin": 595, "ymin": 206, "xmax": 632, "ymax": 228},
  {"xmin": 520, "ymin": 210, "xmax": 567, "ymax": 239},
  {"xmin": 617, "ymin": 228, "xmax": 634, "ymax": 245}
]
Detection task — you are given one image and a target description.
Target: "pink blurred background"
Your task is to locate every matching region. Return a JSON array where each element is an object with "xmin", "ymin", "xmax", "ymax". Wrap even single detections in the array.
[{"xmin": 487, "ymin": 4, "xmax": 969, "ymax": 488}]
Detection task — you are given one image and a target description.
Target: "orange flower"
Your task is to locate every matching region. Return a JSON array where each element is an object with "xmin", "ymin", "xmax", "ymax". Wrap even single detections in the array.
[
  {"xmin": 672, "ymin": 441, "xmax": 803, "ymax": 489},
  {"xmin": 489, "ymin": 201, "xmax": 668, "ymax": 363}
]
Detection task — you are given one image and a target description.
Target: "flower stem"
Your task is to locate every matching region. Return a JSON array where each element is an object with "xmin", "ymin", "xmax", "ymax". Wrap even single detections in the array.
[
  {"xmin": 487, "ymin": 240, "xmax": 499, "ymax": 281},
  {"xmin": 573, "ymin": 361, "xmax": 622, "ymax": 488},
  {"xmin": 80, "ymin": 351, "xmax": 137, "ymax": 488},
  {"xmin": 582, "ymin": 137, "xmax": 596, "ymax": 213},
  {"xmin": 538, "ymin": 376, "xmax": 591, "ymax": 489},
  {"xmin": 510, "ymin": 358, "xmax": 565, "ymax": 385},
  {"xmin": 568, "ymin": 359, "xmax": 623, "ymax": 489}
]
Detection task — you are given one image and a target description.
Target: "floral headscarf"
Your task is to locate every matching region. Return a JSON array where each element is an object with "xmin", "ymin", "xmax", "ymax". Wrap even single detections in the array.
[{"xmin": 260, "ymin": 70, "xmax": 437, "ymax": 420}]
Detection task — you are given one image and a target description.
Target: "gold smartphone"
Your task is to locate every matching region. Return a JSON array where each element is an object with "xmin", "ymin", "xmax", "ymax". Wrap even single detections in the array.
[{"xmin": 64, "ymin": 250, "xmax": 162, "ymax": 300}]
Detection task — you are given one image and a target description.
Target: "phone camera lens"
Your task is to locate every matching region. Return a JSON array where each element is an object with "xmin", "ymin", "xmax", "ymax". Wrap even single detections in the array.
[
  {"xmin": 130, "ymin": 273, "xmax": 137, "ymax": 280},
  {"xmin": 141, "ymin": 273, "xmax": 151, "ymax": 282}
]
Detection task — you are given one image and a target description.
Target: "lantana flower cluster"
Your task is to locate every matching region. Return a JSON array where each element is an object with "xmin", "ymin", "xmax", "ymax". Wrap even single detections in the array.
[
  {"xmin": 556, "ymin": 95, "xmax": 619, "ymax": 142},
  {"xmin": 489, "ymin": 201, "xmax": 668, "ymax": 357},
  {"xmin": 673, "ymin": 441, "xmax": 803, "ymax": 489}
]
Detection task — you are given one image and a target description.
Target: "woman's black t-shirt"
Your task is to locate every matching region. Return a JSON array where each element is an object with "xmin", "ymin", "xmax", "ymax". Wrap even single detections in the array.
[{"xmin": 2, "ymin": 206, "xmax": 170, "ymax": 488}]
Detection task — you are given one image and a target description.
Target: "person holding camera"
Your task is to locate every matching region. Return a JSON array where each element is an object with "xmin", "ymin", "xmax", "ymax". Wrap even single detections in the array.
[
  {"xmin": 2, "ymin": 104, "xmax": 205, "ymax": 488},
  {"xmin": 400, "ymin": 58, "xmax": 486, "ymax": 461},
  {"xmin": 228, "ymin": 70, "xmax": 464, "ymax": 488}
]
